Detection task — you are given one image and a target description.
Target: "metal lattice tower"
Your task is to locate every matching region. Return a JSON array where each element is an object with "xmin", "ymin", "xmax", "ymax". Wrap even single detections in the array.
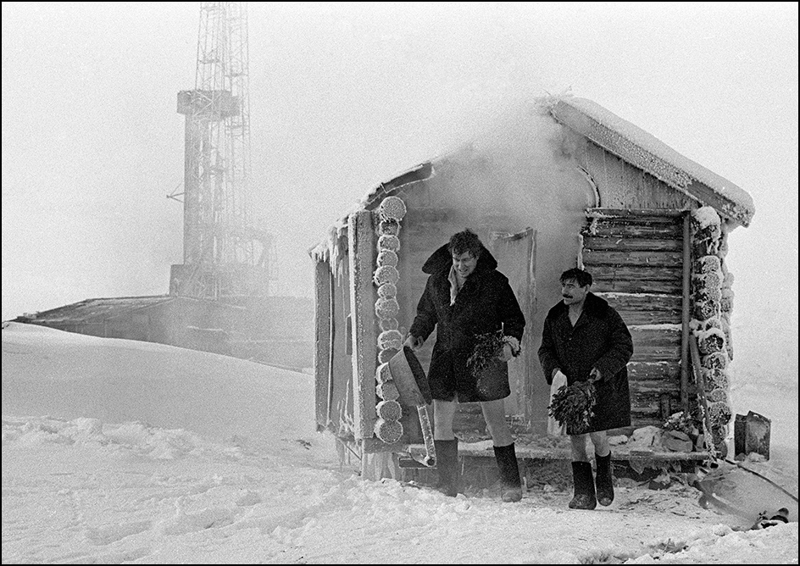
[{"xmin": 170, "ymin": 2, "xmax": 275, "ymax": 302}]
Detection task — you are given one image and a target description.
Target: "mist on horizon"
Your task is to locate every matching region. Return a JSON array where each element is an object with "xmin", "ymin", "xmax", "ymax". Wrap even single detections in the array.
[{"xmin": 2, "ymin": 3, "xmax": 796, "ymax": 333}]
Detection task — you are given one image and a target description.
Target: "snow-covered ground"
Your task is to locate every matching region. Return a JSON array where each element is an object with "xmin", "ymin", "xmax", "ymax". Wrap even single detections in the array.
[{"xmin": 2, "ymin": 321, "xmax": 797, "ymax": 564}]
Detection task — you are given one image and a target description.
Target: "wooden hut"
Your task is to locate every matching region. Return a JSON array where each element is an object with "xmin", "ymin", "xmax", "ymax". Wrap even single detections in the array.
[{"xmin": 310, "ymin": 95, "xmax": 754, "ymax": 477}]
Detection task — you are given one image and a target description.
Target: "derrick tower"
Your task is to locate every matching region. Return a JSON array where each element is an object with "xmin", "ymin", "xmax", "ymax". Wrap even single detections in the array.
[{"xmin": 170, "ymin": 2, "xmax": 275, "ymax": 302}]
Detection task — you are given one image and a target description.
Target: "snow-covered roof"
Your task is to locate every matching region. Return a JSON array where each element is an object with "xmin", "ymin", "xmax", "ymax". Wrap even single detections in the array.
[
  {"xmin": 14, "ymin": 295, "xmax": 240, "ymax": 324},
  {"xmin": 548, "ymin": 96, "xmax": 755, "ymax": 227},
  {"xmin": 13, "ymin": 296, "xmax": 175, "ymax": 324},
  {"xmin": 311, "ymin": 95, "xmax": 756, "ymax": 264}
]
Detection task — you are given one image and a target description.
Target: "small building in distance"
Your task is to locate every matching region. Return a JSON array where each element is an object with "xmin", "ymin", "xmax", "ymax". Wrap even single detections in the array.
[{"xmin": 12, "ymin": 294, "xmax": 314, "ymax": 371}]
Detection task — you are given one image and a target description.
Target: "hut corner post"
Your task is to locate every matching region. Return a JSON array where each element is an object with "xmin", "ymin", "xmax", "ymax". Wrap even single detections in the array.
[
  {"xmin": 313, "ymin": 260, "xmax": 333, "ymax": 431},
  {"xmin": 680, "ymin": 212, "xmax": 691, "ymax": 413},
  {"xmin": 347, "ymin": 211, "xmax": 379, "ymax": 474}
]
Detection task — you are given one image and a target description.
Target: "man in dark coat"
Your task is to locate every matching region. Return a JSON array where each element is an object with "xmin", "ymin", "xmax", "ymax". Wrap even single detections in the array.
[
  {"xmin": 538, "ymin": 267, "xmax": 633, "ymax": 510},
  {"xmin": 404, "ymin": 229, "xmax": 526, "ymax": 501}
]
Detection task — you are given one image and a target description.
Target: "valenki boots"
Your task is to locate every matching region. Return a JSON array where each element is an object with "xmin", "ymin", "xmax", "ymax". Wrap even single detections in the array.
[
  {"xmin": 569, "ymin": 461, "xmax": 597, "ymax": 510},
  {"xmin": 433, "ymin": 439, "xmax": 459, "ymax": 497},
  {"xmin": 493, "ymin": 443, "xmax": 523, "ymax": 502},
  {"xmin": 594, "ymin": 452, "xmax": 614, "ymax": 506}
]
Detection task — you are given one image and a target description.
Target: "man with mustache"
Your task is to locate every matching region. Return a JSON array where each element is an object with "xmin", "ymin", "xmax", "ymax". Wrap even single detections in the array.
[
  {"xmin": 404, "ymin": 228, "xmax": 526, "ymax": 501},
  {"xmin": 538, "ymin": 267, "xmax": 633, "ymax": 509}
]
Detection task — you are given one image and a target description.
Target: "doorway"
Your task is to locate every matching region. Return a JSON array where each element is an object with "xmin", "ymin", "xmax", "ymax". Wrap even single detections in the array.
[{"xmin": 490, "ymin": 227, "xmax": 536, "ymax": 429}]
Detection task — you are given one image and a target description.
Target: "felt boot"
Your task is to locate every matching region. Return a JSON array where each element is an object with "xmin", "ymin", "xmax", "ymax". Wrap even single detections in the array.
[
  {"xmin": 594, "ymin": 452, "xmax": 614, "ymax": 506},
  {"xmin": 493, "ymin": 443, "xmax": 523, "ymax": 502},
  {"xmin": 433, "ymin": 439, "xmax": 459, "ymax": 497},
  {"xmin": 568, "ymin": 461, "xmax": 597, "ymax": 510}
]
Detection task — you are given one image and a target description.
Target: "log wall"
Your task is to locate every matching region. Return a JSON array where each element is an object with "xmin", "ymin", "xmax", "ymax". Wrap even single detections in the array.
[{"xmin": 581, "ymin": 209, "xmax": 687, "ymax": 427}]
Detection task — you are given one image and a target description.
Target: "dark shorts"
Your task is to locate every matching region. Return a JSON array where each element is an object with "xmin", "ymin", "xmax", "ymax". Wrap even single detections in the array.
[{"xmin": 429, "ymin": 357, "xmax": 511, "ymax": 403}]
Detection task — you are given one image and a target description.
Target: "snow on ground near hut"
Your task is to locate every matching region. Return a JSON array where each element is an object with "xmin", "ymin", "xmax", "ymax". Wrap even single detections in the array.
[{"xmin": 2, "ymin": 322, "xmax": 797, "ymax": 564}]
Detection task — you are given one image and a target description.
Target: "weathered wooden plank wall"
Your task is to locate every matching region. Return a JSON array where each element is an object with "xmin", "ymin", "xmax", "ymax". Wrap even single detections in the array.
[
  {"xmin": 314, "ymin": 260, "xmax": 332, "ymax": 430},
  {"xmin": 580, "ymin": 143, "xmax": 695, "ymax": 210},
  {"xmin": 581, "ymin": 210, "xmax": 687, "ymax": 427},
  {"xmin": 348, "ymin": 211, "xmax": 378, "ymax": 441},
  {"xmin": 324, "ymin": 257, "xmax": 354, "ymax": 439}
]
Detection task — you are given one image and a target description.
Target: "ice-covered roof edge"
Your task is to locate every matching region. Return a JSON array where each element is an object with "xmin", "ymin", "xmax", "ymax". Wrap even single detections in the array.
[
  {"xmin": 547, "ymin": 96, "xmax": 755, "ymax": 228},
  {"xmin": 309, "ymin": 159, "xmax": 440, "ymax": 263}
]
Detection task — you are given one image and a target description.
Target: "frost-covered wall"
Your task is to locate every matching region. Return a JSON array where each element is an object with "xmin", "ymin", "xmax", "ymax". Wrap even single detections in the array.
[
  {"xmin": 690, "ymin": 206, "xmax": 734, "ymax": 453},
  {"xmin": 372, "ymin": 196, "xmax": 406, "ymax": 444}
]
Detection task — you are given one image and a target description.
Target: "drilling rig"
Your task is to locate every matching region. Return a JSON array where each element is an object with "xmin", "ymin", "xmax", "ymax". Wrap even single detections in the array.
[
  {"xmin": 170, "ymin": 2, "xmax": 275, "ymax": 303},
  {"xmin": 16, "ymin": 2, "xmax": 311, "ymax": 367}
]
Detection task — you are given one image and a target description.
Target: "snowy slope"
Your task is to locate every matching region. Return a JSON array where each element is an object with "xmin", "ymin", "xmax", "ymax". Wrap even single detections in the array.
[{"xmin": 2, "ymin": 322, "xmax": 797, "ymax": 564}]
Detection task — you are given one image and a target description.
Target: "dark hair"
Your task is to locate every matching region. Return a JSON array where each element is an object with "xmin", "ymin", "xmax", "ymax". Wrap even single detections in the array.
[
  {"xmin": 560, "ymin": 267, "xmax": 592, "ymax": 287},
  {"xmin": 448, "ymin": 229, "xmax": 483, "ymax": 258}
]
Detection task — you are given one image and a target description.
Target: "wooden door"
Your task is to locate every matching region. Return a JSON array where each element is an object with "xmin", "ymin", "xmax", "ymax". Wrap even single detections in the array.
[{"xmin": 490, "ymin": 228, "xmax": 536, "ymax": 428}]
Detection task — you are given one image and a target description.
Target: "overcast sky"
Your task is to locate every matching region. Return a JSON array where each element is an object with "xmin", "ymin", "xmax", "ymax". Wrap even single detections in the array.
[{"xmin": 2, "ymin": 2, "xmax": 797, "ymax": 323}]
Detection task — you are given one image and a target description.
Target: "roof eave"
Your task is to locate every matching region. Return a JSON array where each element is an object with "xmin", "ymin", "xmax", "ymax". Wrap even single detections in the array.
[
  {"xmin": 361, "ymin": 161, "xmax": 435, "ymax": 210},
  {"xmin": 550, "ymin": 99, "xmax": 753, "ymax": 228}
]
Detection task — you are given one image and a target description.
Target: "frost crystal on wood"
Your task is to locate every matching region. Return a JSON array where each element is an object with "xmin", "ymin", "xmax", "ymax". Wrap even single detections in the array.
[
  {"xmin": 374, "ymin": 418, "xmax": 403, "ymax": 443},
  {"xmin": 377, "ymin": 196, "xmax": 407, "ymax": 222},
  {"xmin": 377, "ymin": 282, "xmax": 397, "ymax": 299},
  {"xmin": 371, "ymin": 196, "xmax": 409, "ymax": 444},
  {"xmin": 376, "ymin": 381, "xmax": 400, "ymax": 402},
  {"xmin": 373, "ymin": 266, "xmax": 400, "ymax": 286},
  {"xmin": 689, "ymin": 205, "xmax": 735, "ymax": 454},
  {"xmin": 378, "ymin": 330, "xmax": 403, "ymax": 351},
  {"xmin": 377, "ymin": 250, "xmax": 399, "ymax": 268}
]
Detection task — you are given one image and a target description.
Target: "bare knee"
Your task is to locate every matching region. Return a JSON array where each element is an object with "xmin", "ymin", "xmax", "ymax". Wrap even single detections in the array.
[
  {"xmin": 481, "ymin": 400, "xmax": 512, "ymax": 446},
  {"xmin": 570, "ymin": 434, "xmax": 591, "ymax": 461},
  {"xmin": 434, "ymin": 400, "xmax": 457, "ymax": 440},
  {"xmin": 589, "ymin": 431, "xmax": 610, "ymax": 456}
]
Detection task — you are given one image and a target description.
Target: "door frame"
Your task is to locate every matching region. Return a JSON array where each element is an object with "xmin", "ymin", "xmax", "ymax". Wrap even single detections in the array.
[{"xmin": 490, "ymin": 227, "xmax": 536, "ymax": 428}]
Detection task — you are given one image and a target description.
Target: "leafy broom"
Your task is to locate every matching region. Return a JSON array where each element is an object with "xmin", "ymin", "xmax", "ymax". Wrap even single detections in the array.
[
  {"xmin": 548, "ymin": 379, "xmax": 597, "ymax": 434},
  {"xmin": 466, "ymin": 330, "xmax": 506, "ymax": 378}
]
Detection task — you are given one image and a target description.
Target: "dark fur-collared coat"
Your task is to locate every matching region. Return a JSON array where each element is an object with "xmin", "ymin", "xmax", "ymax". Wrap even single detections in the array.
[
  {"xmin": 409, "ymin": 244, "xmax": 525, "ymax": 403},
  {"xmin": 538, "ymin": 292, "xmax": 633, "ymax": 432}
]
